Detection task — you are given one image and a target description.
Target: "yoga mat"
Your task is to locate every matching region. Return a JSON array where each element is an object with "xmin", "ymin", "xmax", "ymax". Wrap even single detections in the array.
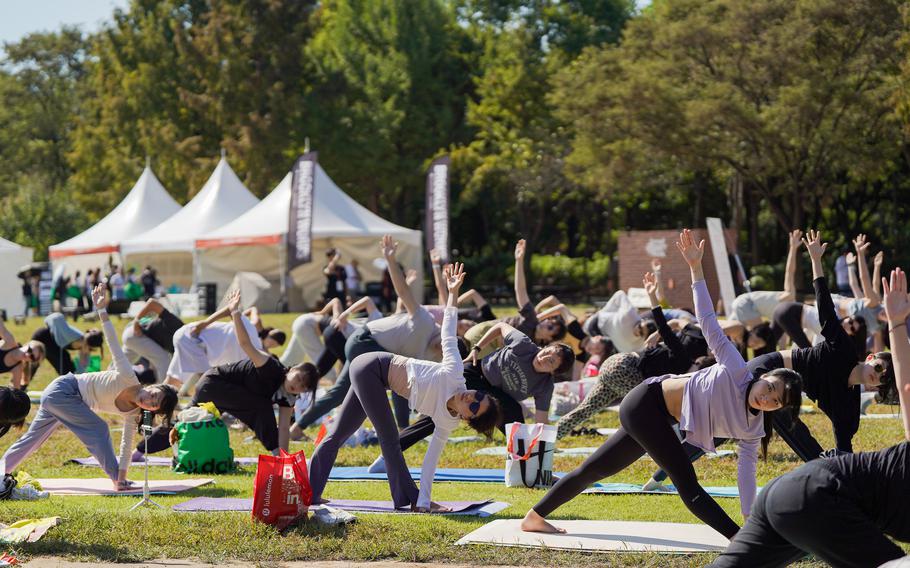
[
  {"xmin": 596, "ymin": 428, "xmax": 619, "ymax": 436},
  {"xmin": 172, "ymin": 497, "xmax": 509, "ymax": 517},
  {"xmin": 68, "ymin": 456, "xmax": 259, "ymax": 467},
  {"xmin": 473, "ymin": 447, "xmax": 734, "ymax": 459},
  {"xmin": 582, "ymin": 483, "xmax": 751, "ymax": 498},
  {"xmin": 37, "ymin": 478, "xmax": 213, "ymax": 496},
  {"xmin": 327, "ymin": 467, "xmax": 511, "ymax": 483},
  {"xmin": 861, "ymin": 413, "xmax": 900, "ymax": 419},
  {"xmin": 456, "ymin": 519, "xmax": 729, "ymax": 553}
]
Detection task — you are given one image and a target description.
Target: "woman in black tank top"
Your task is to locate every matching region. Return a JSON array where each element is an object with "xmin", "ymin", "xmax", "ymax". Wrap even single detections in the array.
[{"xmin": 0, "ymin": 318, "xmax": 44, "ymax": 389}]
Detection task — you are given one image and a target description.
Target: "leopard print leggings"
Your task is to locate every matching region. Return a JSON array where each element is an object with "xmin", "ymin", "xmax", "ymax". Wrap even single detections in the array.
[{"xmin": 556, "ymin": 352, "xmax": 643, "ymax": 439}]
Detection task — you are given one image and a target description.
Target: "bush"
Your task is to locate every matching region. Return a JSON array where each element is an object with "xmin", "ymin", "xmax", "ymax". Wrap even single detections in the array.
[
  {"xmin": 748, "ymin": 262, "xmax": 784, "ymax": 291},
  {"xmin": 530, "ymin": 253, "xmax": 611, "ymax": 288}
]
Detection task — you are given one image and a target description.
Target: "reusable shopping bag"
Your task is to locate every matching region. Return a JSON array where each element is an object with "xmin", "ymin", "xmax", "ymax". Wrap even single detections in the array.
[
  {"xmin": 504, "ymin": 422, "xmax": 556, "ymax": 489},
  {"xmin": 252, "ymin": 449, "xmax": 311, "ymax": 529}
]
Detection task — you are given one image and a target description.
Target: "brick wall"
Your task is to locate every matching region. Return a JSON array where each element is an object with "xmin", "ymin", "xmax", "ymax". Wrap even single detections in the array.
[{"xmin": 617, "ymin": 229, "xmax": 737, "ymax": 314}]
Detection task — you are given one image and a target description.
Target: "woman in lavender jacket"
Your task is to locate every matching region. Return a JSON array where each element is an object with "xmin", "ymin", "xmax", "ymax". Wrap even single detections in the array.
[{"xmin": 521, "ymin": 229, "xmax": 803, "ymax": 539}]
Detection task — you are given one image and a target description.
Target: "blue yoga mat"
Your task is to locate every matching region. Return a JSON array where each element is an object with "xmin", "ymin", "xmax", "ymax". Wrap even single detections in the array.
[
  {"xmin": 327, "ymin": 467, "xmax": 519, "ymax": 483},
  {"xmin": 582, "ymin": 483, "xmax": 757, "ymax": 498}
]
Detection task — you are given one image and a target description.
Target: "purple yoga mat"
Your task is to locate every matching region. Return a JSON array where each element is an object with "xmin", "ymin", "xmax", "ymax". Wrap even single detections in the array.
[
  {"xmin": 68, "ymin": 456, "xmax": 260, "ymax": 467},
  {"xmin": 172, "ymin": 497, "xmax": 491, "ymax": 514}
]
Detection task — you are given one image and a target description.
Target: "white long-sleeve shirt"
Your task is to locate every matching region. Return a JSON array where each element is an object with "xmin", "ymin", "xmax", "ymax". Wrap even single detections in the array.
[
  {"xmin": 403, "ymin": 306, "xmax": 465, "ymax": 509},
  {"xmin": 75, "ymin": 316, "xmax": 140, "ymax": 473}
]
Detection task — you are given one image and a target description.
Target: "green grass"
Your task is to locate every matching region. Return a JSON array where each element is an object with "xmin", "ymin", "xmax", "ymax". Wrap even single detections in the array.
[{"xmin": 1, "ymin": 312, "xmax": 908, "ymax": 566}]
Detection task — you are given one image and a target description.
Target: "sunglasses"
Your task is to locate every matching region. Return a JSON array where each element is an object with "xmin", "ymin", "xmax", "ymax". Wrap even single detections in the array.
[
  {"xmin": 846, "ymin": 318, "xmax": 860, "ymax": 334},
  {"xmin": 873, "ymin": 362, "xmax": 888, "ymax": 378},
  {"xmin": 468, "ymin": 392, "xmax": 487, "ymax": 417}
]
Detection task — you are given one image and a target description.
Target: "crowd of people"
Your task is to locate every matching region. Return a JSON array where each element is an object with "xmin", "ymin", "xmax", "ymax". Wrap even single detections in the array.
[{"xmin": 0, "ymin": 229, "xmax": 908, "ymax": 566}]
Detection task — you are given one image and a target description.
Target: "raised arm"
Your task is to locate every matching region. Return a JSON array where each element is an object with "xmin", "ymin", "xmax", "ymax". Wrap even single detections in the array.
[
  {"xmin": 651, "ymin": 260, "xmax": 668, "ymax": 306},
  {"xmin": 853, "ymin": 234, "xmax": 880, "ymax": 307},
  {"xmin": 538, "ymin": 304, "xmax": 573, "ymax": 322},
  {"xmin": 92, "ymin": 284, "xmax": 131, "ymax": 376},
  {"xmin": 846, "ymin": 253, "xmax": 864, "ymax": 298},
  {"xmin": 882, "ymin": 268, "xmax": 910, "ymax": 440},
  {"xmin": 190, "ymin": 302, "xmax": 233, "ymax": 337},
  {"xmin": 380, "ymin": 235, "xmax": 421, "ymax": 316},
  {"xmin": 803, "ymin": 230, "xmax": 838, "ymax": 335},
  {"xmin": 780, "ymin": 229, "xmax": 802, "ymax": 302},
  {"xmin": 438, "ymin": 264, "xmax": 467, "ymax": 375},
  {"xmin": 227, "ymin": 290, "xmax": 270, "ymax": 367},
  {"xmin": 430, "ymin": 249, "xmax": 447, "ymax": 305},
  {"xmin": 466, "ymin": 322, "xmax": 512, "ymax": 366},
  {"xmin": 514, "ymin": 239, "xmax": 530, "ymax": 309},
  {"xmin": 644, "ymin": 272, "xmax": 687, "ymax": 358},
  {"xmin": 872, "ymin": 251, "xmax": 884, "ymax": 297},
  {"xmin": 676, "ymin": 229, "xmax": 745, "ymax": 369},
  {"xmin": 323, "ymin": 250, "xmax": 340, "ymax": 276}
]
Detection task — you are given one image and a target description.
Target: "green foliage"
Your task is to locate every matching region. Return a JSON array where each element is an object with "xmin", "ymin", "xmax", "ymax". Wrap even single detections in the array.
[
  {"xmin": 530, "ymin": 253, "xmax": 610, "ymax": 288},
  {"xmin": 0, "ymin": 176, "xmax": 88, "ymax": 260}
]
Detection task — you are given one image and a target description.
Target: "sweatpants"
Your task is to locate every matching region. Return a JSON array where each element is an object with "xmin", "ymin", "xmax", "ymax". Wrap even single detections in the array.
[
  {"xmin": 651, "ymin": 410, "xmax": 824, "ymax": 483},
  {"xmin": 533, "ymin": 381, "xmax": 740, "ymax": 539},
  {"xmin": 294, "ymin": 327, "xmax": 383, "ymax": 429},
  {"xmin": 308, "ymin": 352, "xmax": 418, "ymax": 508},
  {"xmin": 280, "ymin": 314, "xmax": 338, "ymax": 383},
  {"xmin": 31, "ymin": 327, "xmax": 75, "ymax": 376},
  {"xmin": 122, "ymin": 324, "xmax": 172, "ymax": 383},
  {"xmin": 394, "ymin": 363, "xmax": 526, "ymax": 452},
  {"xmin": 2, "ymin": 375, "xmax": 120, "ymax": 480},
  {"xmin": 192, "ymin": 371, "xmax": 284, "ymax": 452},
  {"xmin": 771, "ymin": 303, "xmax": 810, "ymax": 348},
  {"xmin": 708, "ymin": 461, "xmax": 904, "ymax": 568}
]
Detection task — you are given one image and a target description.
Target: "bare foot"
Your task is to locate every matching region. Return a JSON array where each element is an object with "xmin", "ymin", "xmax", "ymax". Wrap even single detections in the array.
[{"xmin": 521, "ymin": 509, "xmax": 566, "ymax": 534}]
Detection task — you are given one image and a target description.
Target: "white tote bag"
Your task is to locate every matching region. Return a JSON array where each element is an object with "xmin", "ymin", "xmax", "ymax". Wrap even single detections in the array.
[{"xmin": 504, "ymin": 422, "xmax": 557, "ymax": 489}]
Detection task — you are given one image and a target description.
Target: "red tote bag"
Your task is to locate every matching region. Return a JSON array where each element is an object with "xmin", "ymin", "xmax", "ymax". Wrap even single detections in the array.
[{"xmin": 252, "ymin": 449, "xmax": 312, "ymax": 530}]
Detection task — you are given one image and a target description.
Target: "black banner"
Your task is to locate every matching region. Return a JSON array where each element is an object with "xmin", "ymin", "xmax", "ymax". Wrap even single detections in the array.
[
  {"xmin": 425, "ymin": 155, "xmax": 451, "ymax": 262},
  {"xmin": 287, "ymin": 152, "xmax": 317, "ymax": 270}
]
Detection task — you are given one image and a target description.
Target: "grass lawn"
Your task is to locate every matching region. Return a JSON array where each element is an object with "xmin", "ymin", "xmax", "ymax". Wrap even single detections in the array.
[{"xmin": 1, "ymin": 311, "xmax": 907, "ymax": 566}]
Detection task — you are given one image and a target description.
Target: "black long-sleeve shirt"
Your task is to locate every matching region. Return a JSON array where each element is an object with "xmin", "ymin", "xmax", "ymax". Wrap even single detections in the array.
[{"xmin": 638, "ymin": 307, "xmax": 707, "ymax": 378}]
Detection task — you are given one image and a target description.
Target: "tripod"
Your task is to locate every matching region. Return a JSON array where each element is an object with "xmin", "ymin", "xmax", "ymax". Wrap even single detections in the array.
[{"xmin": 130, "ymin": 413, "xmax": 162, "ymax": 510}]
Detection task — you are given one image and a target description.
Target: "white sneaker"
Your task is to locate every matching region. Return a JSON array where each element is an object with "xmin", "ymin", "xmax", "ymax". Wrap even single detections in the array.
[
  {"xmin": 641, "ymin": 478, "xmax": 666, "ymax": 492},
  {"xmin": 11, "ymin": 485, "xmax": 49, "ymax": 500},
  {"xmin": 312, "ymin": 505, "xmax": 356, "ymax": 526},
  {"xmin": 367, "ymin": 455, "xmax": 386, "ymax": 474}
]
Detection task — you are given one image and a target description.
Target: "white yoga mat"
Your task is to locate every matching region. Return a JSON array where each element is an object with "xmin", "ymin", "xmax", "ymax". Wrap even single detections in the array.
[
  {"xmin": 456, "ymin": 519, "xmax": 729, "ymax": 553},
  {"xmin": 861, "ymin": 413, "xmax": 900, "ymax": 419}
]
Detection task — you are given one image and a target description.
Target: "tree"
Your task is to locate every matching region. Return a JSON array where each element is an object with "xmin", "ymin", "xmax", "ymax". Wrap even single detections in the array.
[
  {"xmin": 553, "ymin": 0, "xmax": 905, "ymax": 243},
  {"xmin": 0, "ymin": 175, "xmax": 88, "ymax": 261}
]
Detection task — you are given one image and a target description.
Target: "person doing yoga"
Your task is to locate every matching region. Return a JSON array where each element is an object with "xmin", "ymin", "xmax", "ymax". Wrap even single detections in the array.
[
  {"xmin": 521, "ymin": 230, "xmax": 803, "ymax": 539},
  {"xmin": 290, "ymin": 235, "xmax": 443, "ymax": 438},
  {"xmin": 1, "ymin": 285, "xmax": 178, "ymax": 490},
  {"xmin": 0, "ymin": 316, "xmax": 44, "ymax": 390},
  {"xmin": 31, "ymin": 313, "xmax": 103, "ymax": 377},
  {"xmin": 728, "ymin": 230, "xmax": 802, "ymax": 329},
  {"xmin": 555, "ymin": 270, "xmax": 709, "ymax": 439},
  {"xmin": 644, "ymin": 230, "xmax": 894, "ymax": 490},
  {"xmin": 308, "ymin": 264, "xmax": 501, "ymax": 512},
  {"xmin": 121, "ymin": 298, "xmax": 186, "ymax": 384},
  {"xmin": 708, "ymin": 267, "xmax": 910, "ymax": 568},
  {"xmin": 180, "ymin": 289, "xmax": 318, "ymax": 455}
]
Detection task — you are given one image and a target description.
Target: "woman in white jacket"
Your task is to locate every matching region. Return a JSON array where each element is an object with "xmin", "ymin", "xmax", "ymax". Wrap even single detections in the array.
[{"xmin": 307, "ymin": 264, "xmax": 501, "ymax": 512}]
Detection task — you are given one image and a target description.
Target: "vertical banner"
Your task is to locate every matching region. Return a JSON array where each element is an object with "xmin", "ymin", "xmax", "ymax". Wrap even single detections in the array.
[
  {"xmin": 706, "ymin": 217, "xmax": 737, "ymax": 316},
  {"xmin": 425, "ymin": 155, "xmax": 451, "ymax": 262},
  {"xmin": 287, "ymin": 152, "xmax": 317, "ymax": 271}
]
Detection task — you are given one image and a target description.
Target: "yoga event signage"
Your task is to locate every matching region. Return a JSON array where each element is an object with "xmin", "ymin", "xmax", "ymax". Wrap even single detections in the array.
[
  {"xmin": 287, "ymin": 152, "xmax": 317, "ymax": 270},
  {"xmin": 425, "ymin": 155, "xmax": 451, "ymax": 263}
]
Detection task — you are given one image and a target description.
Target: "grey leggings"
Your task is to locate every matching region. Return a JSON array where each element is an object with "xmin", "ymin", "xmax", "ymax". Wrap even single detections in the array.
[
  {"xmin": 2, "ymin": 375, "xmax": 122, "ymax": 480},
  {"xmin": 307, "ymin": 352, "xmax": 419, "ymax": 509}
]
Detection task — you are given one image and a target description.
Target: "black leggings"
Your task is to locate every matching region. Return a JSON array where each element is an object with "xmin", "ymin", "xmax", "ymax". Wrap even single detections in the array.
[
  {"xmin": 31, "ymin": 327, "xmax": 75, "ymax": 376},
  {"xmin": 708, "ymin": 461, "xmax": 903, "ymax": 568},
  {"xmin": 459, "ymin": 304, "xmax": 496, "ymax": 323},
  {"xmin": 314, "ymin": 324, "xmax": 348, "ymax": 378},
  {"xmin": 533, "ymin": 381, "xmax": 740, "ymax": 539},
  {"xmin": 771, "ymin": 303, "xmax": 810, "ymax": 348}
]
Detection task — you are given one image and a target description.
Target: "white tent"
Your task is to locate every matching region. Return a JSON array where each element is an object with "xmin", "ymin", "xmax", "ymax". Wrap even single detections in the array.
[
  {"xmin": 49, "ymin": 166, "xmax": 181, "ymax": 276},
  {"xmin": 121, "ymin": 157, "xmax": 260, "ymax": 290},
  {"xmin": 0, "ymin": 238, "xmax": 33, "ymax": 317},
  {"xmin": 195, "ymin": 166, "xmax": 423, "ymax": 311}
]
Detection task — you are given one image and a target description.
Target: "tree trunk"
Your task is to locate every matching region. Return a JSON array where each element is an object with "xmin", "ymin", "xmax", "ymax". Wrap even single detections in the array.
[{"xmin": 747, "ymin": 182, "xmax": 760, "ymax": 265}]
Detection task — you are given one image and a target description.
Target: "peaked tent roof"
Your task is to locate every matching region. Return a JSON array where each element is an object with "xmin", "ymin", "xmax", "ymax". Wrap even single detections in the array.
[
  {"xmin": 0, "ymin": 236, "xmax": 28, "ymax": 251},
  {"xmin": 121, "ymin": 157, "xmax": 260, "ymax": 255},
  {"xmin": 196, "ymin": 164, "xmax": 420, "ymax": 249},
  {"xmin": 49, "ymin": 166, "xmax": 181, "ymax": 259}
]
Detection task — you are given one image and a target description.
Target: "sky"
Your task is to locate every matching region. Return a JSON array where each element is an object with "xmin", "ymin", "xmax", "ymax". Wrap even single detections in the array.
[
  {"xmin": 1, "ymin": 0, "xmax": 651, "ymax": 46},
  {"xmin": 0, "ymin": 0, "xmax": 128, "ymax": 45}
]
